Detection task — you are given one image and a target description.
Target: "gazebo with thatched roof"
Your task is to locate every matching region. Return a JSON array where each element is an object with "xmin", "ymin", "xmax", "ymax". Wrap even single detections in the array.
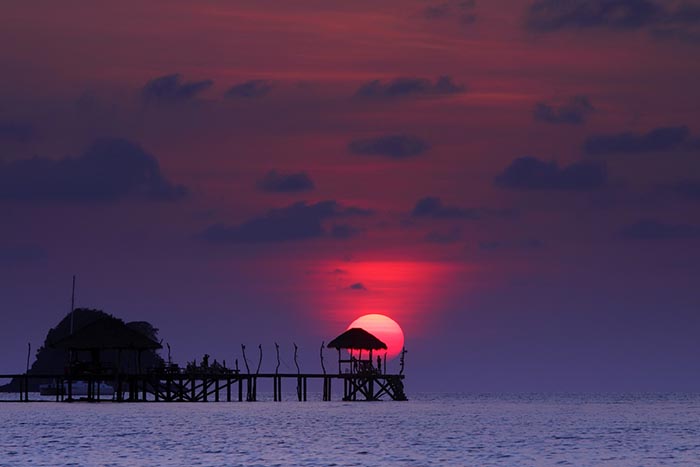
[
  {"xmin": 327, "ymin": 328, "xmax": 387, "ymax": 375},
  {"xmin": 51, "ymin": 316, "xmax": 161, "ymax": 375}
]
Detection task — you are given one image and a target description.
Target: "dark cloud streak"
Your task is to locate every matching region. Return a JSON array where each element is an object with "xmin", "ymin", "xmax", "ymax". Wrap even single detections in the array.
[
  {"xmin": 495, "ymin": 156, "xmax": 607, "ymax": 190},
  {"xmin": 198, "ymin": 200, "xmax": 371, "ymax": 244},
  {"xmin": 257, "ymin": 170, "xmax": 315, "ymax": 193},
  {"xmin": 620, "ymin": 219, "xmax": 700, "ymax": 240},
  {"xmin": 225, "ymin": 80, "xmax": 273, "ymax": 99},
  {"xmin": 141, "ymin": 74, "xmax": 213, "ymax": 104},
  {"xmin": 423, "ymin": 0, "xmax": 477, "ymax": 24},
  {"xmin": 355, "ymin": 76, "xmax": 465, "ymax": 99},
  {"xmin": 348, "ymin": 134, "xmax": 430, "ymax": 159},
  {"xmin": 526, "ymin": 0, "xmax": 700, "ymax": 42},
  {"xmin": 0, "ymin": 138, "xmax": 186, "ymax": 202},
  {"xmin": 584, "ymin": 126, "xmax": 691, "ymax": 154},
  {"xmin": 533, "ymin": 96, "xmax": 595, "ymax": 124},
  {"xmin": 412, "ymin": 196, "xmax": 482, "ymax": 219}
]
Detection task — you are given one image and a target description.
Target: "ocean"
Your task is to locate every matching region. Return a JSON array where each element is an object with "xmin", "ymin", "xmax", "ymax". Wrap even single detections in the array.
[{"xmin": 1, "ymin": 393, "xmax": 699, "ymax": 466}]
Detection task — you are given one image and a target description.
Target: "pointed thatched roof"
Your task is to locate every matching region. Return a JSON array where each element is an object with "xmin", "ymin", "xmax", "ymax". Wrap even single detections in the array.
[
  {"xmin": 327, "ymin": 327, "xmax": 387, "ymax": 351},
  {"xmin": 50, "ymin": 317, "xmax": 161, "ymax": 351}
]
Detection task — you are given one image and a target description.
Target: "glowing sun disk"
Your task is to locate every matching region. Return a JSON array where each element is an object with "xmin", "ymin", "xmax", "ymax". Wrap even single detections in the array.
[{"xmin": 348, "ymin": 313, "xmax": 404, "ymax": 360}]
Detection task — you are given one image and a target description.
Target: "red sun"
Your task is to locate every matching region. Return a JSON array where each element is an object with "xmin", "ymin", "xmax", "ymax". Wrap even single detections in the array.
[{"xmin": 348, "ymin": 314, "xmax": 405, "ymax": 360}]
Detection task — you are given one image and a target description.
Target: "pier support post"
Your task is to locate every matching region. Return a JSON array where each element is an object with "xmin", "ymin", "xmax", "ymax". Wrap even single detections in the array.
[
  {"xmin": 116, "ymin": 375, "xmax": 122, "ymax": 402},
  {"xmin": 322, "ymin": 377, "xmax": 332, "ymax": 401}
]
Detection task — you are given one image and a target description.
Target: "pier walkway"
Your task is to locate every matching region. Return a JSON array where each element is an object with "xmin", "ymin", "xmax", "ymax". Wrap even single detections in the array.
[{"xmin": 0, "ymin": 371, "xmax": 407, "ymax": 403}]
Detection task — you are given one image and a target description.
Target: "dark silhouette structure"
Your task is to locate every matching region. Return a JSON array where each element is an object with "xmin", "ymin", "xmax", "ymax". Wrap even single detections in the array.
[
  {"xmin": 327, "ymin": 327, "xmax": 387, "ymax": 374},
  {"xmin": 0, "ymin": 309, "xmax": 163, "ymax": 394},
  {"xmin": 327, "ymin": 327, "xmax": 406, "ymax": 401},
  {"xmin": 47, "ymin": 316, "xmax": 162, "ymax": 401},
  {"xmin": 1, "ymin": 316, "xmax": 407, "ymax": 402}
]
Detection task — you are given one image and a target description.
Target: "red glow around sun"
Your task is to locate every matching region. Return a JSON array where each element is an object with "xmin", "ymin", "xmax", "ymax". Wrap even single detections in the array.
[{"xmin": 348, "ymin": 314, "xmax": 404, "ymax": 360}]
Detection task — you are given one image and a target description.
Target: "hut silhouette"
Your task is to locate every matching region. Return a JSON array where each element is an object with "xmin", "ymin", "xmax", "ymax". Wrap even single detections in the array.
[
  {"xmin": 51, "ymin": 317, "xmax": 162, "ymax": 376},
  {"xmin": 327, "ymin": 328, "xmax": 387, "ymax": 375}
]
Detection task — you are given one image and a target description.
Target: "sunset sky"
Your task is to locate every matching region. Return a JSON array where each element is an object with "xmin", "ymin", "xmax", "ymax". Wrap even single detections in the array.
[{"xmin": 1, "ymin": 0, "xmax": 699, "ymax": 391}]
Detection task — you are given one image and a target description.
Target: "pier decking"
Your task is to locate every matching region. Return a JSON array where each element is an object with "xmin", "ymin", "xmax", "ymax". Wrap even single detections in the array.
[{"xmin": 0, "ymin": 370, "xmax": 407, "ymax": 403}]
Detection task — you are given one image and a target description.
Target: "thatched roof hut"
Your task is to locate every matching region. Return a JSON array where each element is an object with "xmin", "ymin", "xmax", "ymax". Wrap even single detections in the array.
[
  {"xmin": 327, "ymin": 328, "xmax": 387, "ymax": 351},
  {"xmin": 327, "ymin": 328, "xmax": 386, "ymax": 375}
]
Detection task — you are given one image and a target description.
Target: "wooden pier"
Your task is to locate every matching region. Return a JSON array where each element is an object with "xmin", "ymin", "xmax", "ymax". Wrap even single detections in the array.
[
  {"xmin": 1, "ymin": 312, "xmax": 409, "ymax": 403},
  {"xmin": 0, "ymin": 370, "xmax": 407, "ymax": 403}
]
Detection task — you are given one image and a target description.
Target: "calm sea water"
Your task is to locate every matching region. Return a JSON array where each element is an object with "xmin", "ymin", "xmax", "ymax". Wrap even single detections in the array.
[{"xmin": 1, "ymin": 393, "xmax": 699, "ymax": 466}]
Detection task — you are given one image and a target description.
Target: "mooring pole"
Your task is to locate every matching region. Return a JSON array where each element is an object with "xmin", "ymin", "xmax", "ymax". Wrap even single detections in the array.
[
  {"xmin": 293, "ymin": 343, "xmax": 300, "ymax": 374},
  {"xmin": 275, "ymin": 343, "xmax": 280, "ymax": 375},
  {"xmin": 294, "ymin": 343, "xmax": 301, "ymax": 401},
  {"xmin": 320, "ymin": 341, "xmax": 326, "ymax": 375},
  {"xmin": 256, "ymin": 345, "xmax": 263, "ymax": 374},
  {"xmin": 241, "ymin": 345, "xmax": 250, "ymax": 374}
]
